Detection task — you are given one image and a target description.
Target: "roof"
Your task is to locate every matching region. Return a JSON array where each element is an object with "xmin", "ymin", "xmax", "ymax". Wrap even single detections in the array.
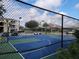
[{"xmin": 0, "ymin": 17, "xmax": 19, "ymax": 22}]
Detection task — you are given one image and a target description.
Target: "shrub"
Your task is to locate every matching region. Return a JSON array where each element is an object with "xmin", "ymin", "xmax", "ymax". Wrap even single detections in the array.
[
  {"xmin": 0, "ymin": 36, "xmax": 7, "ymax": 43},
  {"xmin": 57, "ymin": 30, "xmax": 79, "ymax": 59},
  {"xmin": 11, "ymin": 32, "xmax": 18, "ymax": 36},
  {"xmin": 1, "ymin": 32, "xmax": 9, "ymax": 37},
  {"xmin": 73, "ymin": 30, "xmax": 79, "ymax": 39}
]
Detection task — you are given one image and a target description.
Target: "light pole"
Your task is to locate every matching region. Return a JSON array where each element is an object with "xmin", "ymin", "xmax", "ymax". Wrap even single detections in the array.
[
  {"xmin": 19, "ymin": 17, "xmax": 22, "ymax": 32},
  {"xmin": 19, "ymin": 17, "xmax": 22, "ymax": 27},
  {"xmin": 40, "ymin": 20, "xmax": 45, "ymax": 33},
  {"xmin": 19, "ymin": 17, "xmax": 22, "ymax": 26}
]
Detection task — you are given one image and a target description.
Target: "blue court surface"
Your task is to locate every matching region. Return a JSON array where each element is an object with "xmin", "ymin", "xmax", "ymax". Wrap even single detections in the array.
[{"xmin": 7, "ymin": 34, "xmax": 75, "ymax": 59}]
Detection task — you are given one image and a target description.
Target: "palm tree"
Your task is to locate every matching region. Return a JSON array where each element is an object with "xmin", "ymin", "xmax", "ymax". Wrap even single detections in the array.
[{"xmin": 43, "ymin": 22, "xmax": 49, "ymax": 34}]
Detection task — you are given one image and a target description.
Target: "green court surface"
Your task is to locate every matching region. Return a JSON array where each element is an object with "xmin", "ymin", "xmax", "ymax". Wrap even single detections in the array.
[
  {"xmin": 0, "ymin": 38, "xmax": 40, "ymax": 59},
  {"xmin": 0, "ymin": 43, "xmax": 22, "ymax": 59},
  {"xmin": 0, "ymin": 53, "xmax": 22, "ymax": 59},
  {"xmin": 9, "ymin": 38, "xmax": 40, "ymax": 44},
  {"xmin": 0, "ymin": 43, "xmax": 15, "ymax": 53}
]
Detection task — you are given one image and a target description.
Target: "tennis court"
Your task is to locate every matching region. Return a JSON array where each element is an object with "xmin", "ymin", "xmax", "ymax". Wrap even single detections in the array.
[
  {"xmin": 1, "ymin": 0, "xmax": 78, "ymax": 59},
  {"xmin": 0, "ymin": 34, "xmax": 75, "ymax": 59}
]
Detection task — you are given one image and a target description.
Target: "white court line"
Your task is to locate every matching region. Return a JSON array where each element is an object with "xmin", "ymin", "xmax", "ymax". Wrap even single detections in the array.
[
  {"xmin": 9, "ymin": 42, "xmax": 25, "ymax": 59},
  {"xmin": 22, "ymin": 41, "xmax": 55, "ymax": 55},
  {"xmin": 22, "ymin": 41, "xmax": 50, "ymax": 54},
  {"xmin": 48, "ymin": 40, "xmax": 51, "ymax": 45},
  {"xmin": 40, "ymin": 51, "xmax": 61, "ymax": 59},
  {"xmin": 22, "ymin": 47, "xmax": 46, "ymax": 55}
]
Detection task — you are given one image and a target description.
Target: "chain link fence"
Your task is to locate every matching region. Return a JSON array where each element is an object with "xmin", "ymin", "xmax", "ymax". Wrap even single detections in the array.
[{"xmin": 0, "ymin": 0, "xmax": 78, "ymax": 59}]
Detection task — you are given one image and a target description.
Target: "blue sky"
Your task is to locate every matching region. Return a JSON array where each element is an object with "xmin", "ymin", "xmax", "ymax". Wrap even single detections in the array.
[
  {"xmin": 2, "ymin": 0, "xmax": 79, "ymax": 27},
  {"xmin": 59, "ymin": 0, "xmax": 79, "ymax": 18},
  {"xmin": 20, "ymin": 0, "xmax": 79, "ymax": 19}
]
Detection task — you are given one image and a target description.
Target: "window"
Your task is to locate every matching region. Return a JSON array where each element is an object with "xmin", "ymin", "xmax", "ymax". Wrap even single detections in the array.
[{"xmin": 0, "ymin": 22, "xmax": 4, "ymax": 26}]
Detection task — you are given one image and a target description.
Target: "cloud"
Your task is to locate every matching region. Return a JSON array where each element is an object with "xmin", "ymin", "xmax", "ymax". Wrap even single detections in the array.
[
  {"xmin": 35, "ymin": 12, "xmax": 79, "ymax": 28},
  {"xmin": 59, "ymin": 11, "xmax": 68, "ymax": 15},
  {"xmin": 2, "ymin": 0, "xmax": 79, "ymax": 28},
  {"xmin": 3, "ymin": 0, "xmax": 32, "ymax": 26},
  {"xmin": 3, "ymin": 0, "xmax": 62, "ymax": 26},
  {"xmin": 63, "ymin": 16, "xmax": 79, "ymax": 28},
  {"xmin": 35, "ymin": 0, "xmax": 62, "ymax": 10},
  {"xmin": 75, "ymin": 3, "xmax": 79, "ymax": 10}
]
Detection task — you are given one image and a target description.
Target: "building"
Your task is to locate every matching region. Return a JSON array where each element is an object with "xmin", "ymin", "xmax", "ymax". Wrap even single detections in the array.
[{"xmin": 0, "ymin": 18, "xmax": 20, "ymax": 33}]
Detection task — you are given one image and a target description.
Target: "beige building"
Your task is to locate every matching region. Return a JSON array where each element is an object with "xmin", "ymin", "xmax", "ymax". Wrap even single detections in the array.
[{"xmin": 0, "ymin": 18, "xmax": 20, "ymax": 33}]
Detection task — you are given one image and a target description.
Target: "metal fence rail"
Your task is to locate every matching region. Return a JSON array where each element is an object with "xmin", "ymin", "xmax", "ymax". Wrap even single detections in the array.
[{"xmin": 0, "ymin": 39, "xmax": 74, "ymax": 55}]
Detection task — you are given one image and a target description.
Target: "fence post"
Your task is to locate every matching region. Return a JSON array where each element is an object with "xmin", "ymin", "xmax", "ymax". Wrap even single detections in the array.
[{"xmin": 61, "ymin": 15, "xmax": 64, "ymax": 48}]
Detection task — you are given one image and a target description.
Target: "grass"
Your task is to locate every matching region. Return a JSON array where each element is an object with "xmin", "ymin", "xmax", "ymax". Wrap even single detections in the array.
[
  {"xmin": 0, "ymin": 43, "xmax": 22, "ymax": 59},
  {"xmin": 42, "ymin": 32, "xmax": 61, "ymax": 35},
  {"xmin": 9, "ymin": 38, "xmax": 40, "ymax": 44}
]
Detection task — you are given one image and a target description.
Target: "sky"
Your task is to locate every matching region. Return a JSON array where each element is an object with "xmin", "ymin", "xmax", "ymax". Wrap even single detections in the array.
[{"xmin": 2, "ymin": 0, "xmax": 79, "ymax": 27}]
